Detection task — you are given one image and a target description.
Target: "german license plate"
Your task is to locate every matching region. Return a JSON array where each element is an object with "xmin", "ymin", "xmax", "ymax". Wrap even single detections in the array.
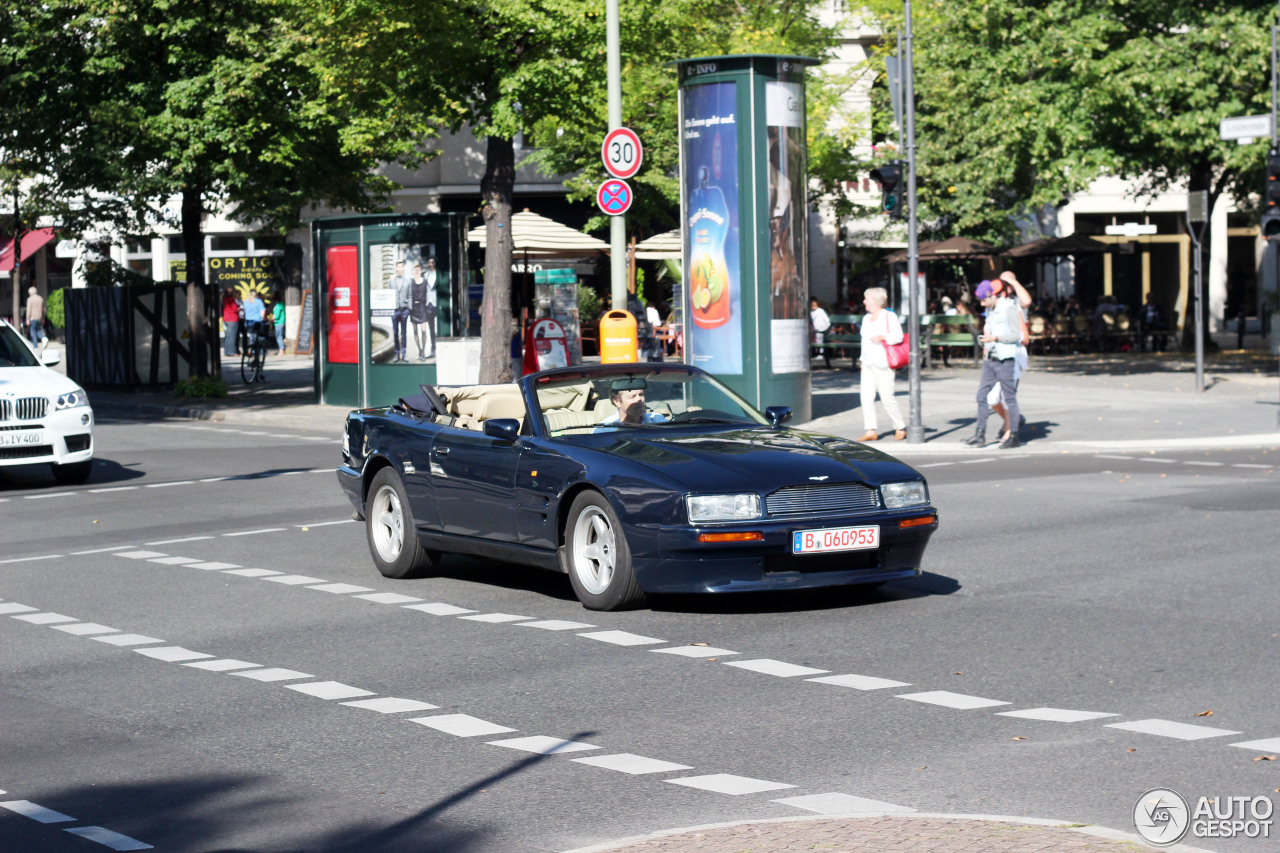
[
  {"xmin": 793, "ymin": 525, "xmax": 880, "ymax": 554},
  {"xmin": 0, "ymin": 431, "xmax": 44, "ymax": 448}
]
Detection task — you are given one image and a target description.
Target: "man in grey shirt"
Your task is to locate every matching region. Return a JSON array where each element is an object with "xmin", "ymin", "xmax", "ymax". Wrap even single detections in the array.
[
  {"xmin": 389, "ymin": 261, "xmax": 412, "ymax": 362},
  {"xmin": 963, "ymin": 280, "xmax": 1024, "ymax": 449}
]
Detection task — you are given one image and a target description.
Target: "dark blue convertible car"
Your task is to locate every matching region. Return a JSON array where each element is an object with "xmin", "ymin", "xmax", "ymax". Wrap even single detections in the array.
[{"xmin": 337, "ymin": 363, "xmax": 937, "ymax": 610}]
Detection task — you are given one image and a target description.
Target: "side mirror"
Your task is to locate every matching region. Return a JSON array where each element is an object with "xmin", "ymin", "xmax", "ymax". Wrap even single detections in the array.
[
  {"xmin": 40, "ymin": 349, "xmax": 62, "ymax": 367},
  {"xmin": 764, "ymin": 405, "xmax": 792, "ymax": 427},
  {"xmin": 482, "ymin": 418, "xmax": 521, "ymax": 442}
]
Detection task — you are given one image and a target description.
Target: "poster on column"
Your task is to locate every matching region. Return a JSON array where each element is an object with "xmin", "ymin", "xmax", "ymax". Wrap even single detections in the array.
[
  {"xmin": 767, "ymin": 79, "xmax": 810, "ymax": 375},
  {"xmin": 368, "ymin": 244, "xmax": 440, "ymax": 364},
  {"xmin": 326, "ymin": 246, "xmax": 359, "ymax": 364},
  {"xmin": 682, "ymin": 81, "xmax": 742, "ymax": 374}
]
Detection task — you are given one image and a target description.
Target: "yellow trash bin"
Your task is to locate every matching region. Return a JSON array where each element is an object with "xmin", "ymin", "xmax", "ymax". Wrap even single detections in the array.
[{"xmin": 599, "ymin": 310, "xmax": 638, "ymax": 363}]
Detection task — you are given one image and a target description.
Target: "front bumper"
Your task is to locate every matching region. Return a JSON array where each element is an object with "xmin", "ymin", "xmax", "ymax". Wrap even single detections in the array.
[
  {"xmin": 632, "ymin": 510, "xmax": 937, "ymax": 594},
  {"xmin": 0, "ymin": 407, "xmax": 94, "ymax": 468}
]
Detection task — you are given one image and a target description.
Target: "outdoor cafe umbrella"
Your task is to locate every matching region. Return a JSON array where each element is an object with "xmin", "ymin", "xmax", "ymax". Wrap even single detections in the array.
[
  {"xmin": 883, "ymin": 236, "xmax": 997, "ymax": 263},
  {"xmin": 1003, "ymin": 233, "xmax": 1110, "ymax": 302},
  {"xmin": 466, "ymin": 210, "xmax": 609, "ymax": 258},
  {"xmin": 634, "ymin": 229, "xmax": 682, "ymax": 260}
]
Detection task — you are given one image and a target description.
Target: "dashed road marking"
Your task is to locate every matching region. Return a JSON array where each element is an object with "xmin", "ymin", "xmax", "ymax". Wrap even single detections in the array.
[
  {"xmin": 807, "ymin": 673, "xmax": 910, "ymax": 690},
  {"xmin": 91, "ymin": 633, "xmax": 164, "ymax": 646},
  {"xmin": 354, "ymin": 592, "xmax": 423, "ymax": 605},
  {"xmin": 571, "ymin": 753, "xmax": 693, "ymax": 775},
  {"xmin": 652, "ymin": 645, "xmax": 739, "ymax": 658},
  {"xmin": 263, "ymin": 574, "xmax": 326, "ymax": 585},
  {"xmin": 486, "ymin": 736, "xmax": 600, "ymax": 755},
  {"xmin": 231, "ymin": 667, "xmax": 314, "ymax": 682},
  {"xmin": 187, "ymin": 562, "xmax": 241, "ymax": 570},
  {"xmin": 223, "ymin": 568, "xmax": 282, "ymax": 577},
  {"xmin": 403, "ymin": 602, "xmax": 476, "ymax": 616},
  {"xmin": 409, "ymin": 714, "xmax": 517, "ymax": 738},
  {"xmin": 342, "ymin": 697, "xmax": 439, "ymax": 714},
  {"xmin": 53, "ymin": 623, "xmax": 119, "ymax": 636},
  {"xmin": 89, "ymin": 486, "xmax": 138, "ymax": 493},
  {"xmin": 184, "ymin": 659, "xmax": 261, "ymax": 672},
  {"xmin": 146, "ymin": 480, "xmax": 196, "ymax": 488},
  {"xmin": 1184, "ymin": 461, "xmax": 1225, "ymax": 467},
  {"xmin": 0, "ymin": 554, "xmax": 62, "ymax": 564},
  {"xmin": 64, "ymin": 825, "xmax": 154, "ymax": 850},
  {"xmin": 1139, "ymin": 457, "xmax": 1177, "ymax": 464},
  {"xmin": 665, "ymin": 774, "xmax": 795, "ymax": 795},
  {"xmin": 1233, "ymin": 463, "xmax": 1273, "ymax": 469},
  {"xmin": 307, "ymin": 583, "xmax": 374, "ymax": 594},
  {"xmin": 0, "ymin": 799, "xmax": 75, "ymax": 822},
  {"xmin": 578, "ymin": 630, "xmax": 667, "ymax": 646},
  {"xmin": 723, "ymin": 659, "xmax": 829, "ymax": 678},
  {"xmin": 458, "ymin": 612, "xmax": 534, "ymax": 623},
  {"xmin": 134, "ymin": 646, "xmax": 215, "ymax": 663},
  {"xmin": 0, "ymin": 603, "xmax": 40, "ymax": 614},
  {"xmin": 147, "ymin": 556, "xmax": 204, "ymax": 565},
  {"xmin": 296, "ymin": 519, "xmax": 357, "ymax": 528},
  {"xmin": 897, "ymin": 691, "xmax": 1010, "ymax": 710},
  {"xmin": 223, "ymin": 527, "xmax": 287, "ymax": 537},
  {"xmin": 998, "ymin": 707, "xmax": 1119, "ymax": 723},
  {"xmin": 1104, "ymin": 718, "xmax": 1241, "ymax": 740},
  {"xmin": 25, "ymin": 492, "xmax": 76, "ymax": 500},
  {"xmin": 917, "ymin": 462, "xmax": 955, "ymax": 468},
  {"xmin": 1230, "ymin": 737, "xmax": 1280, "ymax": 751},
  {"xmin": 70, "ymin": 545, "xmax": 138, "ymax": 555},
  {"xmin": 518, "ymin": 619, "xmax": 596, "ymax": 631},
  {"xmin": 13, "ymin": 612, "xmax": 78, "ymax": 625},
  {"xmin": 145, "ymin": 536, "xmax": 215, "ymax": 546},
  {"xmin": 115, "ymin": 551, "xmax": 168, "ymax": 559},
  {"xmin": 286, "ymin": 681, "xmax": 377, "ymax": 700}
]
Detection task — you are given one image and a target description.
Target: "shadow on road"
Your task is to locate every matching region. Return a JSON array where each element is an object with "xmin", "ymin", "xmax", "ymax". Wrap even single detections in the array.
[
  {"xmin": 0, "ymin": 456, "xmax": 145, "ymax": 492},
  {"xmin": 653, "ymin": 570, "xmax": 960, "ymax": 615}
]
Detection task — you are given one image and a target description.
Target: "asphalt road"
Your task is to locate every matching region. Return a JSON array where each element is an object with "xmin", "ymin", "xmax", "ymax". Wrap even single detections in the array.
[{"xmin": 2, "ymin": 418, "xmax": 1277, "ymax": 852}]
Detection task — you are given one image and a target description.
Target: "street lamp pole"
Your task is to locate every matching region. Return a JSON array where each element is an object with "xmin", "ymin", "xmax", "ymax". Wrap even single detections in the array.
[
  {"xmin": 606, "ymin": 0, "xmax": 627, "ymax": 310},
  {"xmin": 904, "ymin": 0, "xmax": 924, "ymax": 442}
]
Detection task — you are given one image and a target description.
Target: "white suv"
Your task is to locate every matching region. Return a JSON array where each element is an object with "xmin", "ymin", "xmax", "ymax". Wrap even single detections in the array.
[{"xmin": 0, "ymin": 319, "xmax": 94, "ymax": 484}]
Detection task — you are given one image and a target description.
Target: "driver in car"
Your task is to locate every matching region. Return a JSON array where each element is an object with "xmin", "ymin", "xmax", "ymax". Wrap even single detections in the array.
[{"xmin": 596, "ymin": 377, "xmax": 668, "ymax": 429}]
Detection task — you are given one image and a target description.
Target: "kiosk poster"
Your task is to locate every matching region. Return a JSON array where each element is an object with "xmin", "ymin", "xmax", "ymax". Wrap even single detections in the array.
[
  {"xmin": 326, "ymin": 246, "xmax": 359, "ymax": 364},
  {"xmin": 368, "ymin": 243, "xmax": 440, "ymax": 364},
  {"xmin": 682, "ymin": 81, "xmax": 742, "ymax": 374},
  {"xmin": 766, "ymin": 80, "xmax": 809, "ymax": 375}
]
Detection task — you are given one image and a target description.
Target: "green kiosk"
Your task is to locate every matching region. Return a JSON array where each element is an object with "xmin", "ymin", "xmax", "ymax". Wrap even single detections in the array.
[
  {"xmin": 312, "ymin": 214, "xmax": 472, "ymax": 408},
  {"xmin": 677, "ymin": 54, "xmax": 818, "ymax": 422}
]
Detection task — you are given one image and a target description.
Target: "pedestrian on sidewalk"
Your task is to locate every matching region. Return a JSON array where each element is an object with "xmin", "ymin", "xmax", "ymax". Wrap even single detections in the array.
[
  {"xmin": 810, "ymin": 297, "xmax": 832, "ymax": 368},
  {"xmin": 23, "ymin": 287, "xmax": 46, "ymax": 348},
  {"xmin": 857, "ymin": 287, "xmax": 907, "ymax": 442},
  {"xmin": 988, "ymin": 272, "xmax": 1030, "ymax": 442},
  {"xmin": 963, "ymin": 280, "xmax": 1023, "ymax": 449},
  {"xmin": 272, "ymin": 291, "xmax": 287, "ymax": 353},
  {"xmin": 221, "ymin": 287, "xmax": 242, "ymax": 356}
]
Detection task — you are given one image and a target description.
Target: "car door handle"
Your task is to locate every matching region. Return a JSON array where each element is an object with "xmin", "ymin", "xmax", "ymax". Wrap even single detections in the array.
[{"xmin": 434, "ymin": 447, "xmax": 450, "ymax": 457}]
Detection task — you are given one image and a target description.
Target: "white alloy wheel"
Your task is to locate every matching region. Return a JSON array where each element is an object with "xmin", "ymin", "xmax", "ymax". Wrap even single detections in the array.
[
  {"xmin": 572, "ymin": 505, "xmax": 616, "ymax": 595},
  {"xmin": 370, "ymin": 483, "xmax": 405, "ymax": 563}
]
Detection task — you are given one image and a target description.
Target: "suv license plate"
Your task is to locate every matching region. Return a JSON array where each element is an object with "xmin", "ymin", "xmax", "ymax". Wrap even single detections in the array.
[
  {"xmin": 793, "ymin": 525, "xmax": 880, "ymax": 554},
  {"xmin": 0, "ymin": 431, "xmax": 44, "ymax": 447}
]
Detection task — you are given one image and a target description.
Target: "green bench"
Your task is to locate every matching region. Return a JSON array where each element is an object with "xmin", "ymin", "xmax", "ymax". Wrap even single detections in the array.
[
  {"xmin": 921, "ymin": 313, "xmax": 980, "ymax": 367},
  {"xmin": 817, "ymin": 314, "xmax": 863, "ymax": 364}
]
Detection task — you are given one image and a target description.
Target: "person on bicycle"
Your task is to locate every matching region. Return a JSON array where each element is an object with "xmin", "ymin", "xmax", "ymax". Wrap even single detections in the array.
[{"xmin": 242, "ymin": 289, "xmax": 266, "ymax": 342}]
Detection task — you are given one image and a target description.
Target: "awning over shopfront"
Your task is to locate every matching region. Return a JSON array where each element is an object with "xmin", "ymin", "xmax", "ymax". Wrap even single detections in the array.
[
  {"xmin": 467, "ymin": 211, "xmax": 608, "ymax": 258},
  {"xmin": 0, "ymin": 227, "xmax": 56, "ymax": 272}
]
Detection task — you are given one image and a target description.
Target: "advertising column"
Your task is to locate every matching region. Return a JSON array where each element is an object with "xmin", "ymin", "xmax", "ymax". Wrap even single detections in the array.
[{"xmin": 766, "ymin": 77, "xmax": 810, "ymax": 375}]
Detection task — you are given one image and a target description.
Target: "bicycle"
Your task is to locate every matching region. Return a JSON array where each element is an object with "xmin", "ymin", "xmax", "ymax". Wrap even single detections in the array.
[{"xmin": 241, "ymin": 320, "xmax": 268, "ymax": 384}]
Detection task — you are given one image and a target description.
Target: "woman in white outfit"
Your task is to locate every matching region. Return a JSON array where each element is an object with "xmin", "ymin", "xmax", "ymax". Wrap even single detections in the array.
[{"xmin": 857, "ymin": 287, "xmax": 907, "ymax": 441}]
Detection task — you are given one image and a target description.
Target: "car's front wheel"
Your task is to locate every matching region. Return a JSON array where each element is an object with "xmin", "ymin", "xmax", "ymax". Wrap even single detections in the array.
[
  {"xmin": 563, "ymin": 491, "xmax": 647, "ymax": 611},
  {"xmin": 51, "ymin": 460, "xmax": 92, "ymax": 485},
  {"xmin": 366, "ymin": 467, "xmax": 437, "ymax": 579}
]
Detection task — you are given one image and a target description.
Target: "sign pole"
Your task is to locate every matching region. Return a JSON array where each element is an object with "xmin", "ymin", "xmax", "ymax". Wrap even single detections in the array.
[
  {"xmin": 606, "ymin": 0, "xmax": 626, "ymax": 310},
  {"xmin": 904, "ymin": 0, "xmax": 924, "ymax": 443}
]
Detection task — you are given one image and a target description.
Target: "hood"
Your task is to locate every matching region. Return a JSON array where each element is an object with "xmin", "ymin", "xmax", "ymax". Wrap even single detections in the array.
[
  {"xmin": 0, "ymin": 364, "xmax": 84, "ymax": 399},
  {"xmin": 595, "ymin": 426, "xmax": 919, "ymax": 492}
]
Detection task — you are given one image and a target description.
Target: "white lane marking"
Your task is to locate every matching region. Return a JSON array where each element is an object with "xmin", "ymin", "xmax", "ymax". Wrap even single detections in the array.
[
  {"xmin": 186, "ymin": 562, "xmax": 241, "ymax": 571},
  {"xmin": 1230, "ymin": 737, "xmax": 1280, "ymax": 751},
  {"xmin": 63, "ymin": 826, "xmax": 153, "ymax": 850},
  {"xmin": 239, "ymin": 431, "xmax": 270, "ymax": 436},
  {"xmin": 1104, "ymin": 718, "xmax": 1241, "ymax": 740},
  {"xmin": 408, "ymin": 714, "xmax": 517, "ymax": 737},
  {"xmin": 342, "ymin": 697, "xmax": 439, "ymax": 714},
  {"xmin": 403, "ymin": 602, "xmax": 476, "ymax": 616},
  {"xmin": 571, "ymin": 753, "xmax": 693, "ymax": 775},
  {"xmin": 0, "ymin": 799, "xmax": 76, "ymax": 823},
  {"xmin": 145, "ymin": 480, "xmax": 196, "ymax": 488},
  {"xmin": 652, "ymin": 646, "xmax": 739, "ymax": 658},
  {"xmin": 146, "ymin": 556, "xmax": 204, "ymax": 565},
  {"xmin": 184, "ymin": 659, "xmax": 261, "ymax": 672},
  {"xmin": 457, "ymin": 613, "xmax": 534, "ymax": 623},
  {"xmin": 775, "ymin": 793, "xmax": 916, "ymax": 815},
  {"xmin": 1094, "ymin": 454, "xmax": 1134, "ymax": 460},
  {"xmin": 354, "ymin": 592, "xmax": 423, "ymax": 605},
  {"xmin": 286, "ymin": 681, "xmax": 377, "ymax": 700},
  {"xmin": 997, "ymin": 707, "xmax": 1119, "ymax": 723},
  {"xmin": 145, "ymin": 536, "xmax": 214, "ymax": 546},
  {"xmin": 223, "ymin": 528, "xmax": 287, "ymax": 537},
  {"xmin": 263, "ymin": 574, "xmax": 326, "ymax": 585},
  {"xmin": 223, "ymin": 568, "xmax": 283, "ymax": 577},
  {"xmin": 1139, "ymin": 457, "xmax": 1177, "ymax": 464},
  {"xmin": 89, "ymin": 486, "xmax": 138, "ymax": 493},
  {"xmin": 199, "ymin": 477, "xmax": 231, "ymax": 482},
  {"xmin": 1233, "ymin": 463, "xmax": 1273, "ymax": 469},
  {"xmin": 723, "ymin": 659, "xmax": 829, "ymax": 678},
  {"xmin": 577, "ymin": 630, "xmax": 666, "ymax": 646},
  {"xmin": 70, "ymin": 545, "xmax": 139, "ymax": 555},
  {"xmin": 0, "ymin": 603, "xmax": 39, "ymax": 614},
  {"xmin": 486, "ymin": 736, "xmax": 600, "ymax": 755},
  {"xmin": 14, "ymin": 612, "xmax": 78, "ymax": 625},
  {"xmin": 808, "ymin": 674, "xmax": 911, "ymax": 691},
  {"xmin": 91, "ymin": 634, "xmax": 165, "ymax": 646},
  {"xmin": 896, "ymin": 691, "xmax": 1010, "ymax": 710},
  {"xmin": 916, "ymin": 462, "xmax": 955, "ymax": 468},
  {"xmin": 0, "ymin": 554, "xmax": 62, "ymax": 565},
  {"xmin": 25, "ymin": 492, "xmax": 76, "ymax": 500},
  {"xmin": 306, "ymin": 583, "xmax": 375, "ymax": 594},
  {"xmin": 1183, "ymin": 461, "xmax": 1225, "ymax": 467},
  {"xmin": 114, "ymin": 551, "xmax": 168, "ymax": 559},
  {"xmin": 518, "ymin": 620, "xmax": 597, "ymax": 631},
  {"xmin": 53, "ymin": 623, "xmax": 119, "ymax": 636},
  {"xmin": 134, "ymin": 646, "xmax": 215, "ymax": 663},
  {"xmin": 296, "ymin": 519, "xmax": 357, "ymax": 528},
  {"xmin": 958, "ymin": 458, "xmax": 997, "ymax": 464},
  {"xmin": 665, "ymin": 774, "xmax": 795, "ymax": 795},
  {"xmin": 232, "ymin": 667, "xmax": 314, "ymax": 682}
]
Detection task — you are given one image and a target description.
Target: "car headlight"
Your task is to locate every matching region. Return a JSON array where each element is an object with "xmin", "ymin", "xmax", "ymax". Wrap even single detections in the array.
[
  {"xmin": 686, "ymin": 493, "xmax": 761, "ymax": 523},
  {"xmin": 55, "ymin": 388, "xmax": 90, "ymax": 410},
  {"xmin": 881, "ymin": 480, "xmax": 928, "ymax": 509}
]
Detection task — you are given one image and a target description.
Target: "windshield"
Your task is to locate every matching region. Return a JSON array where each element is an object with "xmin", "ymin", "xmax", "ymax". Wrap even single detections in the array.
[
  {"xmin": 0, "ymin": 324, "xmax": 38, "ymax": 367},
  {"xmin": 535, "ymin": 366, "xmax": 769, "ymax": 437}
]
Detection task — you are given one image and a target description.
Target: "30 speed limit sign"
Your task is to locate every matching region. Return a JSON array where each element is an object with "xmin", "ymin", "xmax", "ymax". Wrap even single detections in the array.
[{"xmin": 601, "ymin": 128, "xmax": 643, "ymax": 180}]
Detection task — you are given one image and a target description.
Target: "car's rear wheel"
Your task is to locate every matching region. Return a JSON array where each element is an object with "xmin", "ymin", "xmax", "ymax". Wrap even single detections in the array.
[
  {"xmin": 366, "ymin": 467, "xmax": 437, "ymax": 579},
  {"xmin": 563, "ymin": 491, "xmax": 647, "ymax": 611},
  {"xmin": 51, "ymin": 460, "xmax": 92, "ymax": 485}
]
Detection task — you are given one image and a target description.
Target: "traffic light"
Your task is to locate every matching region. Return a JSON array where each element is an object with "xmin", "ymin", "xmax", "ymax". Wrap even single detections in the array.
[
  {"xmin": 869, "ymin": 160, "xmax": 905, "ymax": 220},
  {"xmin": 1263, "ymin": 150, "xmax": 1280, "ymax": 239}
]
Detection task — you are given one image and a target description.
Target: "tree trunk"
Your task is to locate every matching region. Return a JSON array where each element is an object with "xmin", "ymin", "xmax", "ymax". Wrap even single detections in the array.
[
  {"xmin": 478, "ymin": 135, "xmax": 516, "ymax": 384},
  {"xmin": 182, "ymin": 186, "xmax": 214, "ymax": 376}
]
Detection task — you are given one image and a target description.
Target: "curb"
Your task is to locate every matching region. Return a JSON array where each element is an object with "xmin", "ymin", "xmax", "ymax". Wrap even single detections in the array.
[{"xmin": 558, "ymin": 811, "xmax": 1221, "ymax": 853}]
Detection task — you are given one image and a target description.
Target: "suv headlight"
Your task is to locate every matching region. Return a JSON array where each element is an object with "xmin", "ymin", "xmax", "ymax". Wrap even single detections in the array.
[
  {"xmin": 881, "ymin": 480, "xmax": 928, "ymax": 509},
  {"xmin": 686, "ymin": 493, "xmax": 761, "ymax": 523},
  {"xmin": 55, "ymin": 388, "xmax": 90, "ymax": 410}
]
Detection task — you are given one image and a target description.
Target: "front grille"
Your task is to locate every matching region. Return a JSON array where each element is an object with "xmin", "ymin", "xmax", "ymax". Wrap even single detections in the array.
[
  {"xmin": 0, "ymin": 445, "xmax": 52, "ymax": 460},
  {"xmin": 0, "ymin": 399, "xmax": 9, "ymax": 420},
  {"xmin": 65, "ymin": 434, "xmax": 92, "ymax": 453},
  {"xmin": 13, "ymin": 397, "xmax": 48, "ymax": 420},
  {"xmin": 765, "ymin": 483, "xmax": 880, "ymax": 516}
]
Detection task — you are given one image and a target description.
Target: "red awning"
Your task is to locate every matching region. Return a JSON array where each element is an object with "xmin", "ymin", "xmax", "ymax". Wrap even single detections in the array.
[{"xmin": 0, "ymin": 227, "xmax": 57, "ymax": 272}]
